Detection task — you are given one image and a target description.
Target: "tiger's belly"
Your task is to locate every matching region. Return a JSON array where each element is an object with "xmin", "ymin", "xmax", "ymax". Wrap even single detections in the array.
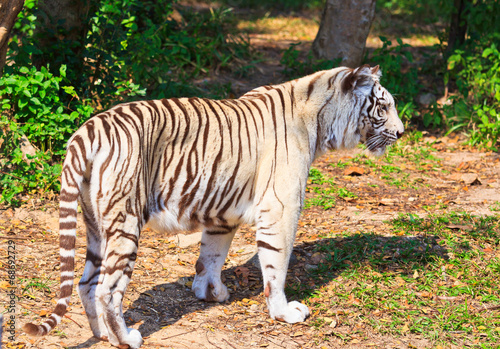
[{"xmin": 145, "ymin": 202, "xmax": 256, "ymax": 235}]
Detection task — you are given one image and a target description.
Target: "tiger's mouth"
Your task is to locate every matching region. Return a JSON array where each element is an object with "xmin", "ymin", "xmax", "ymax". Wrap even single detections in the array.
[{"xmin": 364, "ymin": 131, "xmax": 398, "ymax": 156}]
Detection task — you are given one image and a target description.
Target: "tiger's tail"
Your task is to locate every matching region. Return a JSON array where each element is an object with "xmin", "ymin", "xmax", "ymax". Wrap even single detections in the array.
[{"xmin": 24, "ymin": 135, "xmax": 88, "ymax": 336}]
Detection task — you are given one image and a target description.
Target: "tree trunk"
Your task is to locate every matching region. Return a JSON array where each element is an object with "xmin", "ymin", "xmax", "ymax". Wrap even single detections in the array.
[
  {"xmin": 33, "ymin": 0, "xmax": 90, "ymax": 68},
  {"xmin": 447, "ymin": 0, "xmax": 469, "ymax": 55},
  {"xmin": 0, "ymin": 0, "xmax": 25, "ymax": 77},
  {"xmin": 313, "ymin": 0, "xmax": 376, "ymax": 68},
  {"xmin": 35, "ymin": 0, "xmax": 89, "ymax": 41}
]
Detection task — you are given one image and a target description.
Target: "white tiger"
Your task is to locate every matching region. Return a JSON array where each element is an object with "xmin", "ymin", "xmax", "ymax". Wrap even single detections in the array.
[{"xmin": 24, "ymin": 65, "xmax": 404, "ymax": 348}]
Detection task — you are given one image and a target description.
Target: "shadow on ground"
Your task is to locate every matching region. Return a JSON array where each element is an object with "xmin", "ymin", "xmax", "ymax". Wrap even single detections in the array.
[{"xmin": 79, "ymin": 232, "xmax": 451, "ymax": 345}]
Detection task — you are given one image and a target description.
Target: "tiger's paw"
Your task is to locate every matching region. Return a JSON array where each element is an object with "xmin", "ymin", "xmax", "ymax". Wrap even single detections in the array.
[
  {"xmin": 121, "ymin": 328, "xmax": 143, "ymax": 349},
  {"xmin": 192, "ymin": 274, "xmax": 230, "ymax": 302},
  {"xmin": 270, "ymin": 301, "xmax": 310, "ymax": 324}
]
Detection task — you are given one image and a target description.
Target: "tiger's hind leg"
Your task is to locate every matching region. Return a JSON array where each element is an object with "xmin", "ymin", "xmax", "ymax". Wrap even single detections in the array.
[
  {"xmin": 192, "ymin": 226, "xmax": 238, "ymax": 302},
  {"xmin": 77, "ymin": 235, "xmax": 108, "ymax": 340},
  {"xmin": 76, "ymin": 189, "xmax": 109, "ymax": 340},
  {"xmin": 94, "ymin": 215, "xmax": 143, "ymax": 349}
]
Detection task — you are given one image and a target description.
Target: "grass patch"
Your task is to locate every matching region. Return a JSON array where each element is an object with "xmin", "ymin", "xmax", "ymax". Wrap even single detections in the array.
[
  {"xmin": 20, "ymin": 276, "xmax": 55, "ymax": 298},
  {"xmin": 304, "ymin": 168, "xmax": 357, "ymax": 210},
  {"xmin": 327, "ymin": 132, "xmax": 443, "ymax": 189},
  {"xmin": 297, "ymin": 213, "xmax": 500, "ymax": 347}
]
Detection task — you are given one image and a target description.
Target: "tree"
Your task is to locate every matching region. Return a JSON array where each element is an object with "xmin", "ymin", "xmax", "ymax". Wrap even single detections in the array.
[
  {"xmin": 0, "ymin": 0, "xmax": 25, "ymax": 76},
  {"xmin": 312, "ymin": 0, "xmax": 376, "ymax": 68}
]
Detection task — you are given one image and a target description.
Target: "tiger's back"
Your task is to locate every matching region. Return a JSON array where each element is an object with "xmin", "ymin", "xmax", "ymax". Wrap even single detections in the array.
[
  {"xmin": 78, "ymin": 93, "xmax": 295, "ymax": 233},
  {"xmin": 24, "ymin": 65, "xmax": 404, "ymax": 349}
]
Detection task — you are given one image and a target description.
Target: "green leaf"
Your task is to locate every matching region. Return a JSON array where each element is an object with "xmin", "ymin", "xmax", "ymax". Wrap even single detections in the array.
[
  {"xmin": 18, "ymin": 98, "xmax": 28, "ymax": 109},
  {"xmin": 482, "ymin": 47, "xmax": 493, "ymax": 58},
  {"xmin": 59, "ymin": 65, "xmax": 67, "ymax": 78},
  {"xmin": 9, "ymin": 122, "xmax": 18, "ymax": 131},
  {"xmin": 481, "ymin": 114, "xmax": 490, "ymax": 126},
  {"xmin": 30, "ymin": 97, "xmax": 41, "ymax": 105},
  {"xmin": 61, "ymin": 86, "xmax": 75, "ymax": 95},
  {"xmin": 33, "ymin": 71, "xmax": 44, "ymax": 83}
]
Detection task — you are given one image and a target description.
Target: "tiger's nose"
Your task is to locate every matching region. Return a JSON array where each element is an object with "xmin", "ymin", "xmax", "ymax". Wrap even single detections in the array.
[{"xmin": 396, "ymin": 130, "xmax": 404, "ymax": 139}]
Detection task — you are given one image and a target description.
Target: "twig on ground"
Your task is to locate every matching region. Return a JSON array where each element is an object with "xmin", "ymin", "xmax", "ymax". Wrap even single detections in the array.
[
  {"xmin": 205, "ymin": 330, "xmax": 223, "ymax": 349},
  {"xmin": 223, "ymin": 338, "xmax": 238, "ymax": 349},
  {"xmin": 161, "ymin": 328, "xmax": 197, "ymax": 341},
  {"xmin": 64, "ymin": 314, "xmax": 83, "ymax": 328}
]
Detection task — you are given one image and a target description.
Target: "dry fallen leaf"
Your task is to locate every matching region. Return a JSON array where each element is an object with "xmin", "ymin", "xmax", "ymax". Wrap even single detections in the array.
[
  {"xmin": 379, "ymin": 198, "xmax": 397, "ymax": 206},
  {"xmin": 344, "ymin": 166, "xmax": 368, "ymax": 176},
  {"xmin": 446, "ymin": 224, "xmax": 473, "ymax": 231},
  {"xmin": 461, "ymin": 173, "xmax": 481, "ymax": 185},
  {"xmin": 0, "ymin": 280, "xmax": 11, "ymax": 290}
]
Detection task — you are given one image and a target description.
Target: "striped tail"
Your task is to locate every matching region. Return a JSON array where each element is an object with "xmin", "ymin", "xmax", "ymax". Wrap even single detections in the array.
[{"xmin": 24, "ymin": 138, "xmax": 86, "ymax": 336}]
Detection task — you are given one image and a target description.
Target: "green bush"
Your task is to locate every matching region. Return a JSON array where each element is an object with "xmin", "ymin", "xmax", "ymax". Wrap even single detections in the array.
[
  {"xmin": 445, "ymin": 40, "xmax": 500, "ymax": 150},
  {"xmin": 0, "ymin": 65, "xmax": 93, "ymax": 154},
  {"xmin": 29, "ymin": 0, "xmax": 251, "ymax": 105},
  {"xmin": 436, "ymin": 1, "xmax": 500, "ymax": 149},
  {"xmin": 0, "ymin": 65, "xmax": 93, "ymax": 205}
]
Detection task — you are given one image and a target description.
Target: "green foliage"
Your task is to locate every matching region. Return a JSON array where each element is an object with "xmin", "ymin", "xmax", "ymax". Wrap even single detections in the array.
[
  {"xmin": 280, "ymin": 43, "xmax": 340, "ymax": 79},
  {"xmin": 12, "ymin": 0, "xmax": 37, "ymax": 36},
  {"xmin": 436, "ymin": 1, "xmax": 500, "ymax": 149},
  {"xmin": 0, "ymin": 65, "xmax": 93, "ymax": 205},
  {"xmin": 82, "ymin": 2, "xmax": 251, "ymax": 102},
  {"xmin": 0, "ymin": 65, "xmax": 93, "ymax": 154},
  {"xmin": 0, "ymin": 150, "xmax": 62, "ymax": 207},
  {"xmin": 8, "ymin": 0, "xmax": 252, "ymax": 106},
  {"xmin": 445, "ymin": 42, "xmax": 500, "ymax": 150}
]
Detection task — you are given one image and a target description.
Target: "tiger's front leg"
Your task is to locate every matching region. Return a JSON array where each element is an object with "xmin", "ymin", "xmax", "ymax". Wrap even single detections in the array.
[
  {"xmin": 256, "ymin": 202, "xmax": 310, "ymax": 323},
  {"xmin": 192, "ymin": 227, "xmax": 238, "ymax": 302}
]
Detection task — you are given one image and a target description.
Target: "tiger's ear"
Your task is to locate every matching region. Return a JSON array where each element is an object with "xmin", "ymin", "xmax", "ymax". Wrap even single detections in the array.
[
  {"xmin": 371, "ymin": 65, "xmax": 382, "ymax": 79},
  {"xmin": 342, "ymin": 65, "xmax": 381, "ymax": 96}
]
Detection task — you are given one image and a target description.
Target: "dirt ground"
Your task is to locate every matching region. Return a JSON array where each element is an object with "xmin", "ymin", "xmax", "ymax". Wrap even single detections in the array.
[{"xmin": 1, "ymin": 133, "xmax": 499, "ymax": 348}]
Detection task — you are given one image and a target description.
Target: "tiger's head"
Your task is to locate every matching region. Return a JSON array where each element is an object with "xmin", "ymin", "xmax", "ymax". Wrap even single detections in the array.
[
  {"xmin": 343, "ymin": 65, "xmax": 404, "ymax": 156},
  {"xmin": 315, "ymin": 65, "xmax": 404, "ymax": 157}
]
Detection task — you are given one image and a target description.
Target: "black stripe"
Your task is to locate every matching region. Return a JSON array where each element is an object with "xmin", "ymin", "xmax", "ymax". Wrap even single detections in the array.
[{"xmin": 257, "ymin": 240, "xmax": 282, "ymax": 252}]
